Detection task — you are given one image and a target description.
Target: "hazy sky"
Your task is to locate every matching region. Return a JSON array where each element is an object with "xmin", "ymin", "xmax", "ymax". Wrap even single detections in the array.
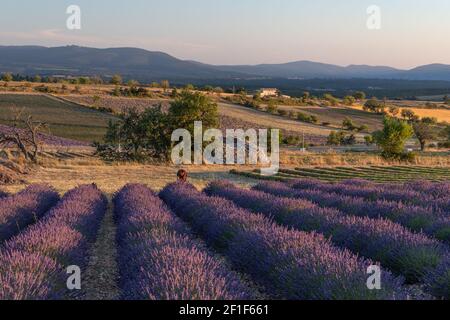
[{"xmin": 0, "ymin": 0, "xmax": 449, "ymax": 68}]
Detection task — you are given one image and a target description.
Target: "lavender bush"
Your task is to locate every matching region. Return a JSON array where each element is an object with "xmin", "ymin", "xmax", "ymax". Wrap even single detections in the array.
[
  {"xmin": 206, "ymin": 181, "xmax": 448, "ymax": 285},
  {"xmin": 161, "ymin": 182, "xmax": 406, "ymax": 300},
  {"xmin": 287, "ymin": 181, "xmax": 449, "ymax": 243},
  {"xmin": 404, "ymin": 180, "xmax": 450, "ymax": 200},
  {"xmin": 0, "ymin": 250, "xmax": 62, "ymax": 300},
  {"xmin": 0, "ymin": 190, "xmax": 8, "ymax": 198},
  {"xmin": 114, "ymin": 184, "xmax": 255, "ymax": 300},
  {"xmin": 0, "ymin": 184, "xmax": 107, "ymax": 300},
  {"xmin": 292, "ymin": 179, "xmax": 431, "ymax": 205},
  {"xmin": 424, "ymin": 253, "xmax": 450, "ymax": 299},
  {"xmin": 0, "ymin": 185, "xmax": 60, "ymax": 243}
]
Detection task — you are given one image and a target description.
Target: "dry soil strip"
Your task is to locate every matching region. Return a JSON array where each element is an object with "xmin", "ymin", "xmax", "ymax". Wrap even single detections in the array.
[{"xmin": 81, "ymin": 195, "xmax": 120, "ymax": 300}]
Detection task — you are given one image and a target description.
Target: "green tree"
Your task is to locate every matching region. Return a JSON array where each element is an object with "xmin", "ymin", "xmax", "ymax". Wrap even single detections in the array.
[
  {"xmin": 412, "ymin": 121, "xmax": 437, "ymax": 151},
  {"xmin": 444, "ymin": 125, "xmax": 450, "ymax": 141},
  {"xmin": 213, "ymin": 87, "xmax": 224, "ymax": 94},
  {"xmin": 78, "ymin": 77, "xmax": 91, "ymax": 85},
  {"xmin": 357, "ymin": 124, "xmax": 369, "ymax": 133},
  {"xmin": 1, "ymin": 72, "xmax": 13, "ymax": 82},
  {"xmin": 373, "ymin": 117, "xmax": 414, "ymax": 158},
  {"xmin": 110, "ymin": 74, "xmax": 123, "ymax": 85},
  {"xmin": 161, "ymin": 80, "xmax": 170, "ymax": 92},
  {"xmin": 327, "ymin": 131, "xmax": 355, "ymax": 146},
  {"xmin": 168, "ymin": 90, "xmax": 219, "ymax": 134},
  {"xmin": 33, "ymin": 75, "xmax": 42, "ymax": 83},
  {"xmin": 103, "ymin": 107, "xmax": 172, "ymax": 160},
  {"xmin": 343, "ymin": 96, "xmax": 356, "ymax": 106},
  {"xmin": 127, "ymin": 79, "xmax": 139, "ymax": 87},
  {"xmin": 342, "ymin": 118, "xmax": 357, "ymax": 131},
  {"xmin": 266, "ymin": 101, "xmax": 278, "ymax": 114},
  {"xmin": 388, "ymin": 106, "xmax": 400, "ymax": 117},
  {"xmin": 112, "ymin": 85, "xmax": 121, "ymax": 97},
  {"xmin": 401, "ymin": 109, "xmax": 419, "ymax": 122},
  {"xmin": 364, "ymin": 135, "xmax": 374, "ymax": 145},
  {"xmin": 302, "ymin": 91, "xmax": 310, "ymax": 101},
  {"xmin": 364, "ymin": 99, "xmax": 385, "ymax": 114},
  {"xmin": 119, "ymin": 108, "xmax": 147, "ymax": 157},
  {"xmin": 170, "ymin": 88, "xmax": 178, "ymax": 98},
  {"xmin": 421, "ymin": 117, "xmax": 438, "ymax": 125},
  {"xmin": 323, "ymin": 94, "xmax": 339, "ymax": 106},
  {"xmin": 353, "ymin": 91, "xmax": 366, "ymax": 100},
  {"xmin": 140, "ymin": 106, "xmax": 172, "ymax": 159}
]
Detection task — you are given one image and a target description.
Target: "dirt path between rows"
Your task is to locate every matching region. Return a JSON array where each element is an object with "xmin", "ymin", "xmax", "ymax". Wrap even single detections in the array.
[{"xmin": 82, "ymin": 195, "xmax": 120, "ymax": 300}]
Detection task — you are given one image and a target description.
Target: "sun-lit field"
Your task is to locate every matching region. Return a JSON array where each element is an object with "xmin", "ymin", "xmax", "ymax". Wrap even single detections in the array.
[
  {"xmin": 232, "ymin": 165, "xmax": 450, "ymax": 183},
  {"xmin": 350, "ymin": 104, "xmax": 450, "ymax": 123},
  {"xmin": 1, "ymin": 83, "xmax": 449, "ymax": 302},
  {"xmin": 401, "ymin": 108, "xmax": 450, "ymax": 123},
  {"xmin": 1, "ymin": 175, "xmax": 449, "ymax": 300},
  {"xmin": 0, "ymin": 94, "xmax": 117, "ymax": 142}
]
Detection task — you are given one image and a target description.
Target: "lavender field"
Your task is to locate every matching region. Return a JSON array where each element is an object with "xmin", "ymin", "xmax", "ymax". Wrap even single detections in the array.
[{"xmin": 0, "ymin": 179, "xmax": 449, "ymax": 300}]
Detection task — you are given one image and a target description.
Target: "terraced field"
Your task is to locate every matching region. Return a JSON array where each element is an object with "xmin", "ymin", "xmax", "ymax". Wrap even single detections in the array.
[
  {"xmin": 231, "ymin": 166, "xmax": 450, "ymax": 183},
  {"xmin": 0, "ymin": 94, "xmax": 117, "ymax": 142}
]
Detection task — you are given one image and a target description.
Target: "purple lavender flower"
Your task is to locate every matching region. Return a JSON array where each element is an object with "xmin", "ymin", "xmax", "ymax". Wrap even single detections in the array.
[
  {"xmin": 0, "ymin": 184, "xmax": 107, "ymax": 300},
  {"xmin": 424, "ymin": 253, "xmax": 450, "ymax": 299},
  {"xmin": 114, "ymin": 184, "xmax": 255, "ymax": 300},
  {"xmin": 161, "ymin": 182, "xmax": 406, "ymax": 300},
  {"xmin": 0, "ymin": 185, "xmax": 60, "ymax": 243},
  {"xmin": 286, "ymin": 181, "xmax": 449, "ymax": 243},
  {"xmin": 0, "ymin": 250, "xmax": 63, "ymax": 300},
  {"xmin": 206, "ymin": 181, "xmax": 447, "ymax": 285}
]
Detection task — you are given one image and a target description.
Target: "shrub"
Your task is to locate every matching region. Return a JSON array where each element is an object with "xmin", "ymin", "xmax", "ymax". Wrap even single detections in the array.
[{"xmin": 373, "ymin": 117, "xmax": 414, "ymax": 159}]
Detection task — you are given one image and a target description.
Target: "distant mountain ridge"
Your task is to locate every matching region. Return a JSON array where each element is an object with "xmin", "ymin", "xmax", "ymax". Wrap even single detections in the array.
[{"xmin": 0, "ymin": 45, "xmax": 449, "ymax": 81}]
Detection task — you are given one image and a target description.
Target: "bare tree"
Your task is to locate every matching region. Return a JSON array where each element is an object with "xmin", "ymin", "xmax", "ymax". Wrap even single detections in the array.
[{"xmin": 0, "ymin": 108, "xmax": 47, "ymax": 163}]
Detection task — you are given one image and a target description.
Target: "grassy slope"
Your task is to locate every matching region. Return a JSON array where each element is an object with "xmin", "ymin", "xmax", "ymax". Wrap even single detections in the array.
[
  {"xmin": 218, "ymin": 102, "xmax": 342, "ymax": 138},
  {"xmin": 0, "ymin": 94, "xmax": 118, "ymax": 142},
  {"xmin": 276, "ymin": 105, "xmax": 384, "ymax": 131}
]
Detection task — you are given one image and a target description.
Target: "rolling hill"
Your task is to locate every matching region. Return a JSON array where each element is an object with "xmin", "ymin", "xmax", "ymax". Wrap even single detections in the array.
[
  {"xmin": 0, "ymin": 45, "xmax": 244, "ymax": 81},
  {"xmin": 0, "ymin": 45, "xmax": 450, "ymax": 81}
]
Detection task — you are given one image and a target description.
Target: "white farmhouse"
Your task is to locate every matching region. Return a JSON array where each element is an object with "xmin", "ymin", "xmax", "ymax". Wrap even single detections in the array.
[{"xmin": 259, "ymin": 88, "xmax": 279, "ymax": 97}]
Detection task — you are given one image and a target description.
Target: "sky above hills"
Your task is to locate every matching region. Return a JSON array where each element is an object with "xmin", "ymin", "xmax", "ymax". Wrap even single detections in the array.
[{"xmin": 0, "ymin": 0, "xmax": 449, "ymax": 68}]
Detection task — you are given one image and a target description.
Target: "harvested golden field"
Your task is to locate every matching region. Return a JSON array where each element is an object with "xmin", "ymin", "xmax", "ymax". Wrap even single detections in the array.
[
  {"xmin": 350, "ymin": 104, "xmax": 450, "ymax": 123},
  {"xmin": 400, "ymin": 108, "xmax": 450, "ymax": 123}
]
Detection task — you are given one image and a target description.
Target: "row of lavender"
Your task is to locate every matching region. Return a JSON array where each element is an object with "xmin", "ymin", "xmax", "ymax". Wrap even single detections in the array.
[
  {"xmin": 205, "ymin": 181, "xmax": 449, "ymax": 299},
  {"xmin": 114, "ymin": 184, "xmax": 255, "ymax": 300},
  {"xmin": 290, "ymin": 178, "xmax": 450, "ymax": 215},
  {"xmin": 283, "ymin": 180, "xmax": 450, "ymax": 244},
  {"xmin": 160, "ymin": 182, "xmax": 407, "ymax": 300},
  {"xmin": 0, "ymin": 184, "xmax": 107, "ymax": 299},
  {"xmin": 0, "ymin": 185, "xmax": 60, "ymax": 243}
]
